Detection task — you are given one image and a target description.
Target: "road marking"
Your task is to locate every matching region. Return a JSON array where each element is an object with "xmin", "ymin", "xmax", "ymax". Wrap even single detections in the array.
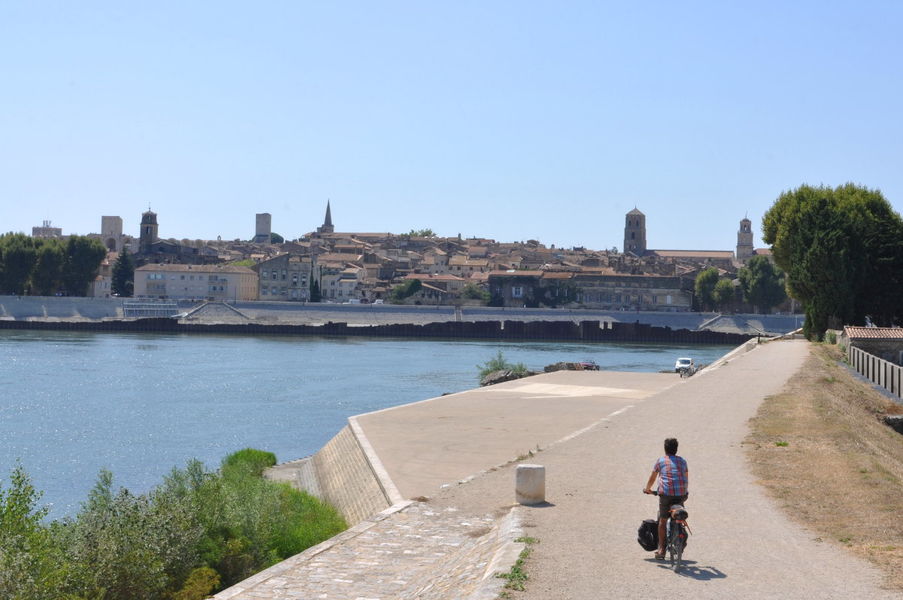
[
  {"xmin": 483, "ymin": 382, "xmax": 652, "ymax": 399},
  {"xmin": 550, "ymin": 405, "xmax": 635, "ymax": 448}
]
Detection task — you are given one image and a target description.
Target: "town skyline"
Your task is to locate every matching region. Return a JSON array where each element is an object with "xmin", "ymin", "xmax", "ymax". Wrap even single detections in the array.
[
  {"xmin": 3, "ymin": 3, "xmax": 902, "ymax": 250},
  {"xmin": 22, "ymin": 202, "xmax": 769, "ymax": 254}
]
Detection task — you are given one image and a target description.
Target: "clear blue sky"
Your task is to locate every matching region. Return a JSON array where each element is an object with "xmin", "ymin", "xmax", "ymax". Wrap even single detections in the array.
[{"xmin": 2, "ymin": 1, "xmax": 902, "ymax": 251}]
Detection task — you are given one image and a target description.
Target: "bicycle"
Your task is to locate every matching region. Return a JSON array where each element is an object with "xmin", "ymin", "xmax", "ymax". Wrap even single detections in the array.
[{"xmin": 643, "ymin": 490, "xmax": 690, "ymax": 572}]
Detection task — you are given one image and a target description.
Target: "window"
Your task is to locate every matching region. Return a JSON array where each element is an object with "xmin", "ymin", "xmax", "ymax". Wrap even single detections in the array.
[
  {"xmin": 262, "ymin": 271, "xmax": 268, "ymax": 280},
  {"xmin": 512, "ymin": 286, "xmax": 523, "ymax": 299}
]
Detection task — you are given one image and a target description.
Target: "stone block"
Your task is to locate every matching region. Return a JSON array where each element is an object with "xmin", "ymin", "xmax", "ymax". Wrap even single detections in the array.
[{"xmin": 516, "ymin": 464, "xmax": 546, "ymax": 505}]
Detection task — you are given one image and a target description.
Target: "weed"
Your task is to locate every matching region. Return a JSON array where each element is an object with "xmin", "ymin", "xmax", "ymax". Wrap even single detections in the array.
[
  {"xmin": 775, "ymin": 441, "xmax": 789, "ymax": 447},
  {"xmin": 497, "ymin": 537, "xmax": 538, "ymax": 591}
]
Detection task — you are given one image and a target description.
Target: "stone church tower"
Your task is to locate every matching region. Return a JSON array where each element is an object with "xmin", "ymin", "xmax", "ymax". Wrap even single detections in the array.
[
  {"xmin": 736, "ymin": 217, "xmax": 754, "ymax": 261},
  {"xmin": 317, "ymin": 200, "xmax": 335, "ymax": 234},
  {"xmin": 139, "ymin": 209, "xmax": 158, "ymax": 254},
  {"xmin": 623, "ymin": 208, "xmax": 647, "ymax": 255}
]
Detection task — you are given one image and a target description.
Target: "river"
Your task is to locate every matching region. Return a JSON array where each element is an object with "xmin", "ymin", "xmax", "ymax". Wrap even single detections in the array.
[{"xmin": 0, "ymin": 330, "xmax": 733, "ymax": 518}]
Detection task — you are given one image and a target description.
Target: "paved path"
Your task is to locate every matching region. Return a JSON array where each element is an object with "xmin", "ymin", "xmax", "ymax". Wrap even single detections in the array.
[
  {"xmin": 429, "ymin": 339, "xmax": 899, "ymax": 598},
  {"xmin": 221, "ymin": 339, "xmax": 899, "ymax": 599},
  {"xmin": 355, "ymin": 370, "xmax": 677, "ymax": 499}
]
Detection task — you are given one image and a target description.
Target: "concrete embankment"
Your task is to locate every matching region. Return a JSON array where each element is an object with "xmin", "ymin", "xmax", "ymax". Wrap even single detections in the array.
[
  {"xmin": 0, "ymin": 313, "xmax": 754, "ymax": 344},
  {"xmin": 0, "ymin": 296, "xmax": 801, "ymax": 335}
]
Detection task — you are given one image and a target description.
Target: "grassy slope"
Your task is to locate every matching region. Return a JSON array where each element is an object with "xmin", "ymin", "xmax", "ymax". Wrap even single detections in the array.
[{"xmin": 745, "ymin": 342, "xmax": 903, "ymax": 591}]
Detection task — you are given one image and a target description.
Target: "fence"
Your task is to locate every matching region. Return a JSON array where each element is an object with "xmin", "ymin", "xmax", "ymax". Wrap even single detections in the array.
[{"xmin": 847, "ymin": 345, "xmax": 903, "ymax": 399}]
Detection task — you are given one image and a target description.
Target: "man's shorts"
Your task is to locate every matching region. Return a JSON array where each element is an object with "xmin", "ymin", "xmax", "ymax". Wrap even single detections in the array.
[{"xmin": 658, "ymin": 494, "xmax": 688, "ymax": 520}]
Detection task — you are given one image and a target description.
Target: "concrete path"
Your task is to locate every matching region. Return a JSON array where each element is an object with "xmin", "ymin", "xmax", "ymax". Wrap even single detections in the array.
[
  {"xmin": 355, "ymin": 370, "xmax": 677, "ymax": 499},
  {"xmin": 222, "ymin": 339, "xmax": 899, "ymax": 599},
  {"xmin": 428, "ymin": 339, "xmax": 899, "ymax": 598}
]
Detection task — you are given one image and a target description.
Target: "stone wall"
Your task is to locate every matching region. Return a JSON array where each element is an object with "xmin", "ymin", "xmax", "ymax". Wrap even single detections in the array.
[{"xmin": 310, "ymin": 425, "xmax": 392, "ymax": 525}]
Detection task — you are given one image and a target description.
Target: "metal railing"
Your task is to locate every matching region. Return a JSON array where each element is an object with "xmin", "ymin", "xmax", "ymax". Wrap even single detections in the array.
[{"xmin": 848, "ymin": 345, "xmax": 903, "ymax": 399}]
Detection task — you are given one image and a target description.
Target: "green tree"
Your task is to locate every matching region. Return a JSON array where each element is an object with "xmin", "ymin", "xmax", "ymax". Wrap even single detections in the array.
[
  {"xmin": 269, "ymin": 233, "xmax": 284, "ymax": 244},
  {"xmin": 738, "ymin": 256, "xmax": 786, "ymax": 314},
  {"xmin": 0, "ymin": 464, "xmax": 67, "ymax": 600},
  {"xmin": 694, "ymin": 268, "xmax": 719, "ymax": 311},
  {"xmin": 460, "ymin": 282, "xmax": 490, "ymax": 302},
  {"xmin": 407, "ymin": 229, "xmax": 435, "ymax": 237},
  {"xmin": 0, "ymin": 233, "xmax": 37, "ymax": 295},
  {"xmin": 763, "ymin": 183, "xmax": 903, "ymax": 338},
  {"xmin": 309, "ymin": 278, "xmax": 321, "ymax": 302},
  {"xmin": 112, "ymin": 251, "xmax": 135, "ymax": 297},
  {"xmin": 62, "ymin": 236, "xmax": 107, "ymax": 296},
  {"xmin": 712, "ymin": 278, "xmax": 735, "ymax": 311},
  {"xmin": 31, "ymin": 240, "xmax": 65, "ymax": 296},
  {"xmin": 389, "ymin": 279, "xmax": 422, "ymax": 303},
  {"xmin": 65, "ymin": 469, "xmax": 202, "ymax": 600}
]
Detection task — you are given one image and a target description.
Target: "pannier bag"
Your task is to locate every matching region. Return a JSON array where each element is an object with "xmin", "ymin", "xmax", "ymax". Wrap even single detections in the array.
[{"xmin": 637, "ymin": 518, "xmax": 658, "ymax": 551}]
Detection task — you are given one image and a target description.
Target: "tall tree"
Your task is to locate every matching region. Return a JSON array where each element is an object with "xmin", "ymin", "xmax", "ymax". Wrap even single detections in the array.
[
  {"xmin": 738, "ymin": 256, "xmax": 786, "ymax": 314},
  {"xmin": 713, "ymin": 278, "xmax": 735, "ymax": 311},
  {"xmin": 111, "ymin": 251, "xmax": 135, "ymax": 297},
  {"xmin": 763, "ymin": 183, "xmax": 903, "ymax": 338},
  {"xmin": 0, "ymin": 233, "xmax": 37, "ymax": 295},
  {"xmin": 62, "ymin": 236, "xmax": 107, "ymax": 297},
  {"xmin": 694, "ymin": 267, "xmax": 719, "ymax": 311},
  {"xmin": 31, "ymin": 240, "xmax": 65, "ymax": 296}
]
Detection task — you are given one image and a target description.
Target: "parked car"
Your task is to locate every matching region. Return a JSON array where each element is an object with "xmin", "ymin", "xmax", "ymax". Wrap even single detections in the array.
[{"xmin": 674, "ymin": 357, "xmax": 695, "ymax": 372}]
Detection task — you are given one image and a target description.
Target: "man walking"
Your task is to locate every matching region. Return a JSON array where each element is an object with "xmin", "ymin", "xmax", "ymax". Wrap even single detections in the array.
[{"xmin": 643, "ymin": 437, "xmax": 688, "ymax": 559}]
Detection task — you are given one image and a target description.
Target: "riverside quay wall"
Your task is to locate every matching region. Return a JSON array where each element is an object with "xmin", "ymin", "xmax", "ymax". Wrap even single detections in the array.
[{"xmin": 0, "ymin": 316, "xmax": 753, "ymax": 345}]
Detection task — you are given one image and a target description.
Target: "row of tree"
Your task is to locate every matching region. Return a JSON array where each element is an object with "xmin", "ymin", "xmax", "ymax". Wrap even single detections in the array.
[
  {"xmin": 0, "ymin": 233, "xmax": 108, "ymax": 297},
  {"xmin": 694, "ymin": 255, "xmax": 787, "ymax": 313}
]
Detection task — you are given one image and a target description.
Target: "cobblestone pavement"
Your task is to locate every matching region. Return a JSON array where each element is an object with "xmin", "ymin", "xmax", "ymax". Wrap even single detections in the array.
[{"xmin": 214, "ymin": 501, "xmax": 524, "ymax": 600}]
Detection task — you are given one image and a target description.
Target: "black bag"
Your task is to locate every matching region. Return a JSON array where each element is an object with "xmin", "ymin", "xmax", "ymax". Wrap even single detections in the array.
[{"xmin": 637, "ymin": 518, "xmax": 658, "ymax": 551}]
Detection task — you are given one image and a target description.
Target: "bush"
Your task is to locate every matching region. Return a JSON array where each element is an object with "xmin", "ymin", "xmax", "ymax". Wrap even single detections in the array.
[
  {"xmin": 0, "ymin": 450, "xmax": 347, "ymax": 600},
  {"xmin": 222, "ymin": 448, "xmax": 277, "ymax": 478},
  {"xmin": 825, "ymin": 331, "xmax": 837, "ymax": 345},
  {"xmin": 477, "ymin": 350, "xmax": 528, "ymax": 380}
]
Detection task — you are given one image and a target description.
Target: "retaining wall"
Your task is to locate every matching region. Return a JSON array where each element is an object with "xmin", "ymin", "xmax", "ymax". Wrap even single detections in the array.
[
  {"xmin": 0, "ymin": 316, "xmax": 752, "ymax": 345},
  {"xmin": 848, "ymin": 346, "xmax": 903, "ymax": 400},
  {"xmin": 309, "ymin": 425, "xmax": 392, "ymax": 525}
]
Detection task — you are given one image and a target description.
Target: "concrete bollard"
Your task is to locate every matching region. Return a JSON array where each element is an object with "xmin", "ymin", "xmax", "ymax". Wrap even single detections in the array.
[{"xmin": 516, "ymin": 464, "xmax": 546, "ymax": 505}]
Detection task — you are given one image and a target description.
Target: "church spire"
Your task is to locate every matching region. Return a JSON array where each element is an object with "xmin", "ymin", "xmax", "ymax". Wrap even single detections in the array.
[{"xmin": 317, "ymin": 200, "xmax": 335, "ymax": 234}]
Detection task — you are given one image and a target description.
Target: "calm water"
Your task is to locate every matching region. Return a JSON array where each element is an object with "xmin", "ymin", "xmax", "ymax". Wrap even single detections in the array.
[{"xmin": 0, "ymin": 330, "xmax": 733, "ymax": 517}]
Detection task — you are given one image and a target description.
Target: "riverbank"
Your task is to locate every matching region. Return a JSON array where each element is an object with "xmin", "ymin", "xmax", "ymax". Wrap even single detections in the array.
[
  {"xmin": 0, "ymin": 315, "xmax": 754, "ymax": 345},
  {"xmin": 0, "ymin": 295, "xmax": 802, "ymax": 336}
]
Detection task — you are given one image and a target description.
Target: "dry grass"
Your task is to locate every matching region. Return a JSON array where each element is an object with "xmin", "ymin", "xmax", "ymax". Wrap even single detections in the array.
[{"xmin": 746, "ymin": 343, "xmax": 903, "ymax": 591}]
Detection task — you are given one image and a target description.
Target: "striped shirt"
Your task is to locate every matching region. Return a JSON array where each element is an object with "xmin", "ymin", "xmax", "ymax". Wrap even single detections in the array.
[{"xmin": 654, "ymin": 455, "xmax": 688, "ymax": 497}]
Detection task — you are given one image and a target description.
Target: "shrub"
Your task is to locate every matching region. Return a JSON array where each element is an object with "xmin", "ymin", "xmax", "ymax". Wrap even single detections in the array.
[
  {"xmin": 478, "ymin": 350, "xmax": 528, "ymax": 380},
  {"xmin": 0, "ymin": 450, "xmax": 347, "ymax": 600},
  {"xmin": 222, "ymin": 449, "xmax": 277, "ymax": 478}
]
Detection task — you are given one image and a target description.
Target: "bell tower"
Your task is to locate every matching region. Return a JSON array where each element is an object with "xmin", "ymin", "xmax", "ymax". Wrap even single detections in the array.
[
  {"xmin": 623, "ymin": 208, "xmax": 646, "ymax": 255},
  {"xmin": 139, "ymin": 209, "xmax": 158, "ymax": 254},
  {"xmin": 737, "ymin": 216, "xmax": 754, "ymax": 261}
]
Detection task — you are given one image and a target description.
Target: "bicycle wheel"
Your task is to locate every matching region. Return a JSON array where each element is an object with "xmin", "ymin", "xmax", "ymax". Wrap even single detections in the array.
[{"xmin": 672, "ymin": 525, "xmax": 685, "ymax": 572}]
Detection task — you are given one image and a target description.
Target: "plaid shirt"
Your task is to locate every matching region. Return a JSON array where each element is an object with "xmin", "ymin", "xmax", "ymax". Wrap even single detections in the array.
[{"xmin": 654, "ymin": 455, "xmax": 688, "ymax": 497}]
